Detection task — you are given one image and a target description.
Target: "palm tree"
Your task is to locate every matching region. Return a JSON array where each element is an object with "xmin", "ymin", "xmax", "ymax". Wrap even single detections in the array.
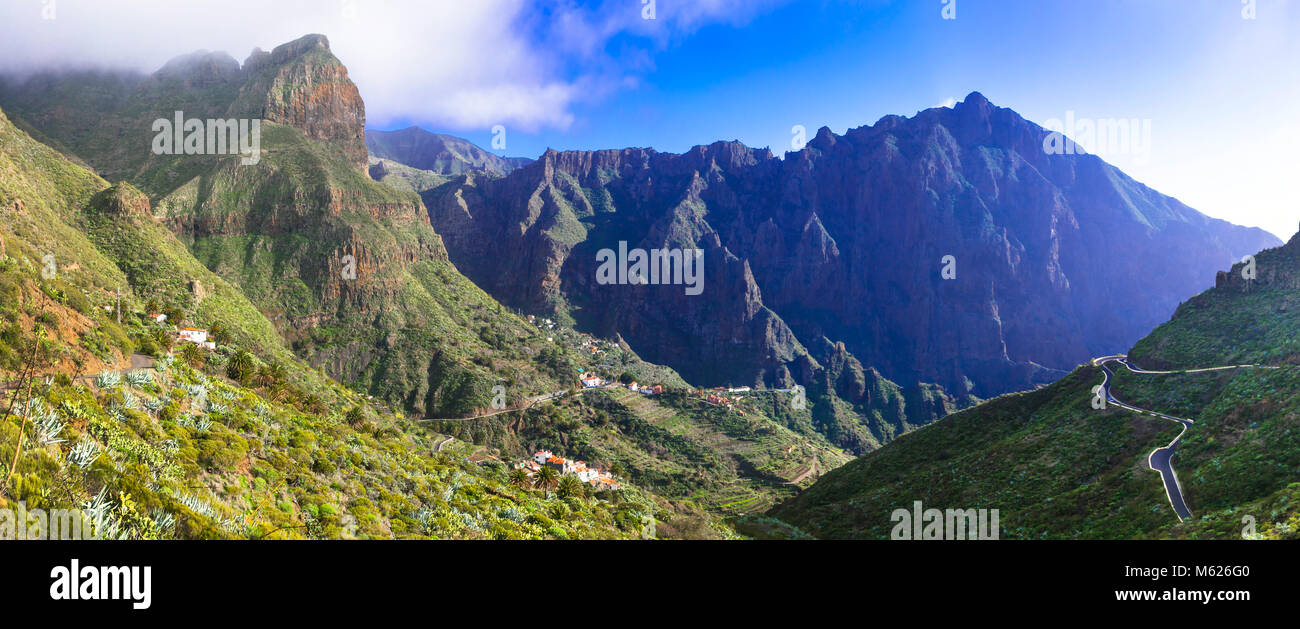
[
  {"xmin": 507, "ymin": 468, "xmax": 531, "ymax": 489},
  {"xmin": 254, "ymin": 365, "xmax": 276, "ymax": 389},
  {"xmin": 557, "ymin": 475, "xmax": 583, "ymax": 499},
  {"xmin": 255, "ymin": 362, "xmax": 286, "ymax": 389},
  {"xmin": 344, "ymin": 405, "xmax": 365, "ymax": 426},
  {"xmin": 178, "ymin": 344, "xmax": 204, "ymax": 369},
  {"xmin": 226, "ymin": 350, "xmax": 255, "ymax": 382},
  {"xmin": 533, "ymin": 466, "xmax": 560, "ymax": 492}
]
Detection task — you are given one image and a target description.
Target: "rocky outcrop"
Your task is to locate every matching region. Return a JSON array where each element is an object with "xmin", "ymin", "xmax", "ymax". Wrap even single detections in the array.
[
  {"xmin": 236, "ymin": 34, "xmax": 368, "ymax": 170},
  {"xmin": 90, "ymin": 182, "xmax": 151, "ymax": 218}
]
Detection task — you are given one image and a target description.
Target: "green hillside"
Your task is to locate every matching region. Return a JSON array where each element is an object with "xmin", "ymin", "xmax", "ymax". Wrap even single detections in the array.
[
  {"xmin": 770, "ymin": 232, "xmax": 1300, "ymax": 539},
  {"xmin": 0, "ymin": 103, "xmax": 735, "ymax": 539}
]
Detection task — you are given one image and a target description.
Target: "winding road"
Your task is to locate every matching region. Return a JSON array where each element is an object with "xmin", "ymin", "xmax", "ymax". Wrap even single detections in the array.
[{"xmin": 1090, "ymin": 354, "xmax": 1274, "ymax": 522}]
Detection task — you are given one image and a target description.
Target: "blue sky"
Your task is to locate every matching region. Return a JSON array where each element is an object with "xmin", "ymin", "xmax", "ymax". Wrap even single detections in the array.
[
  {"xmin": 427, "ymin": 0, "xmax": 1300, "ymax": 241},
  {"xmin": 1, "ymin": 0, "xmax": 1296, "ymax": 239}
]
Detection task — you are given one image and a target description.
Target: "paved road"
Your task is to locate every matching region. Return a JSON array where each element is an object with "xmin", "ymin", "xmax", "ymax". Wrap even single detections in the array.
[
  {"xmin": 1091, "ymin": 354, "xmax": 1270, "ymax": 522},
  {"xmin": 1094, "ymin": 355, "xmax": 1194, "ymax": 521}
]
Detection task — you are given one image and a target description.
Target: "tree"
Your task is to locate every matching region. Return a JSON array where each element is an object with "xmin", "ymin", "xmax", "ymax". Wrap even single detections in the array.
[
  {"xmin": 152, "ymin": 329, "xmax": 173, "ymax": 353},
  {"xmin": 161, "ymin": 306, "xmax": 184, "ymax": 328},
  {"xmin": 210, "ymin": 324, "xmax": 233, "ymax": 346},
  {"xmin": 507, "ymin": 468, "xmax": 531, "ymax": 489},
  {"xmin": 179, "ymin": 344, "xmax": 204, "ymax": 369},
  {"xmin": 226, "ymin": 350, "xmax": 255, "ymax": 382},
  {"xmin": 557, "ymin": 475, "xmax": 583, "ymax": 499},
  {"xmin": 533, "ymin": 466, "xmax": 560, "ymax": 492},
  {"xmin": 344, "ymin": 405, "xmax": 365, "ymax": 426},
  {"xmin": 254, "ymin": 362, "xmax": 286, "ymax": 390},
  {"xmin": 618, "ymin": 372, "xmax": 635, "ymax": 385}
]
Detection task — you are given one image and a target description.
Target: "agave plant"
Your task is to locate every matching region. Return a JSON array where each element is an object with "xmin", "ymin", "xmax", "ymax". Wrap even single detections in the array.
[
  {"xmin": 413, "ymin": 507, "xmax": 438, "ymax": 534},
  {"xmin": 108, "ymin": 406, "xmax": 129, "ymax": 423},
  {"xmin": 120, "ymin": 390, "xmax": 138, "ymax": 410},
  {"xmin": 14, "ymin": 396, "xmax": 46, "ymax": 419},
  {"xmin": 193, "ymin": 417, "xmax": 213, "ymax": 432},
  {"xmin": 32, "ymin": 410, "xmax": 66, "ymax": 445},
  {"xmin": 205, "ymin": 401, "xmax": 230, "ymax": 415},
  {"xmin": 149, "ymin": 508, "xmax": 176, "ymax": 534},
  {"xmin": 143, "ymin": 397, "xmax": 164, "ymax": 413},
  {"xmin": 175, "ymin": 492, "xmax": 217, "ymax": 519},
  {"xmin": 125, "ymin": 370, "xmax": 153, "ymax": 388},
  {"xmin": 81, "ymin": 487, "xmax": 116, "ymax": 531},
  {"xmin": 154, "ymin": 356, "xmax": 172, "ymax": 373},
  {"xmin": 94, "ymin": 371, "xmax": 121, "ymax": 390},
  {"xmin": 67, "ymin": 438, "xmax": 102, "ymax": 468}
]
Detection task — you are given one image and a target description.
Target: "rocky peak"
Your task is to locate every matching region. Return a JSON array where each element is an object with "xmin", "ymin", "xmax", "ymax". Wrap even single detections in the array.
[
  {"xmin": 233, "ymin": 33, "xmax": 367, "ymax": 170},
  {"xmin": 268, "ymin": 33, "xmax": 332, "ymax": 64}
]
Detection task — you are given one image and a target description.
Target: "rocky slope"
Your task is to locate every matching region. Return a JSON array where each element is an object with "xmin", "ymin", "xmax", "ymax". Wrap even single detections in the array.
[
  {"xmin": 0, "ymin": 34, "xmax": 556, "ymax": 419},
  {"xmin": 767, "ymin": 230, "xmax": 1300, "ymax": 539},
  {"xmin": 419, "ymin": 92, "xmax": 1278, "ymax": 406},
  {"xmin": 0, "ymin": 36, "xmax": 862, "ymax": 517}
]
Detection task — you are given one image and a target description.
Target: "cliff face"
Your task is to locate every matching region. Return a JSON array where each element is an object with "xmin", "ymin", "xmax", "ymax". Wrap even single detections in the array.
[
  {"xmin": 0, "ymin": 35, "xmax": 557, "ymax": 418},
  {"xmin": 423, "ymin": 92, "xmax": 1280, "ymax": 402},
  {"xmin": 236, "ymin": 35, "xmax": 368, "ymax": 170}
]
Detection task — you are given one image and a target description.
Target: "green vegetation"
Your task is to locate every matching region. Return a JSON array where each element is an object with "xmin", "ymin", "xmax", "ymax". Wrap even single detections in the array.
[
  {"xmin": 774, "ymin": 231, "xmax": 1300, "ymax": 539},
  {"xmin": 0, "ymin": 102, "xmax": 729, "ymax": 539}
]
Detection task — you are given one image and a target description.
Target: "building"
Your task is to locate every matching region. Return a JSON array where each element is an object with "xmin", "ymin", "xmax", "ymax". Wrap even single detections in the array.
[
  {"xmin": 580, "ymin": 375, "xmax": 604, "ymax": 388},
  {"xmin": 520, "ymin": 450, "xmax": 621, "ymax": 491},
  {"xmin": 177, "ymin": 328, "xmax": 216, "ymax": 350}
]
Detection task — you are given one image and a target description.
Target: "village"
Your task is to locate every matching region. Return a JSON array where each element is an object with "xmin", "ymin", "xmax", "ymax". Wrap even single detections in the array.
[
  {"xmin": 514, "ymin": 450, "xmax": 622, "ymax": 491},
  {"xmin": 521, "ymin": 311, "xmax": 804, "ymax": 417}
]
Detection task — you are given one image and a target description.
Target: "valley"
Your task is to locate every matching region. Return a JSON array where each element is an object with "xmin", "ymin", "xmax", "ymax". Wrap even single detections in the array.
[{"xmin": 0, "ymin": 30, "xmax": 1293, "ymax": 542}]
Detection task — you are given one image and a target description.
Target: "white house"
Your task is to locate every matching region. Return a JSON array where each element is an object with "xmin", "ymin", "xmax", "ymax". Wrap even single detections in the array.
[{"xmin": 178, "ymin": 328, "xmax": 208, "ymax": 344}]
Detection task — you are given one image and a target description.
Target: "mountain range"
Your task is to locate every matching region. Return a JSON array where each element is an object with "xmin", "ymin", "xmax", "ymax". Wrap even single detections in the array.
[
  {"xmin": 366, "ymin": 126, "xmax": 532, "ymax": 176},
  {"xmin": 0, "ymin": 32, "xmax": 1288, "ymax": 539}
]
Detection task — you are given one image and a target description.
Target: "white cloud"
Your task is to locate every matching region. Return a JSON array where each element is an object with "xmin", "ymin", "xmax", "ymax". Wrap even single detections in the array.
[{"xmin": 0, "ymin": 0, "xmax": 784, "ymax": 134}]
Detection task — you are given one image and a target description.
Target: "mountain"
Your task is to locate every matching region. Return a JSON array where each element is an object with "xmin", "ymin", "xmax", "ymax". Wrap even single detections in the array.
[
  {"xmin": 0, "ymin": 34, "xmax": 544, "ymax": 419},
  {"xmin": 2, "ymin": 100, "xmax": 710, "ymax": 541},
  {"xmin": 414, "ymin": 92, "xmax": 1277, "ymax": 452},
  {"xmin": 766, "ymin": 227, "xmax": 1300, "ymax": 539},
  {"xmin": 366, "ymin": 126, "xmax": 532, "ymax": 176},
  {"xmin": 0, "ymin": 34, "xmax": 862, "ymax": 527}
]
